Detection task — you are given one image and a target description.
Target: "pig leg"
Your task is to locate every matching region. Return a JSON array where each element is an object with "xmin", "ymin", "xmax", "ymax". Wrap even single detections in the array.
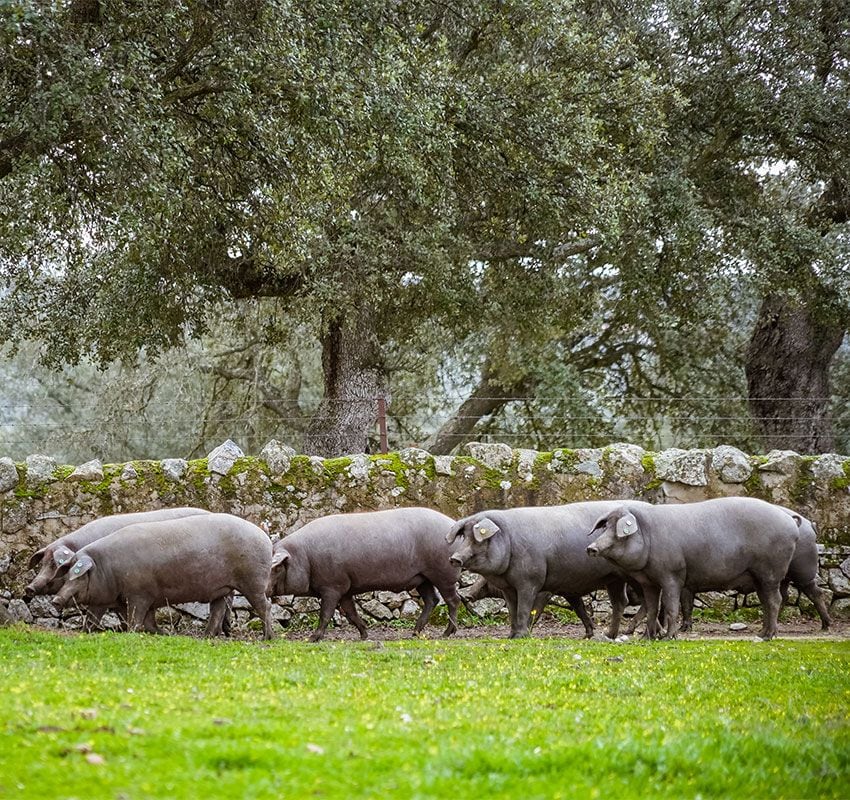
[
  {"xmin": 413, "ymin": 582, "xmax": 439, "ymax": 635},
  {"xmin": 241, "ymin": 588, "xmax": 274, "ymax": 640},
  {"xmin": 501, "ymin": 586, "xmax": 519, "ymax": 635},
  {"xmin": 143, "ymin": 608, "xmax": 159, "ymax": 633},
  {"xmin": 509, "ymin": 586, "xmax": 539, "ymax": 638},
  {"xmin": 530, "ymin": 592, "xmax": 553, "ymax": 631},
  {"xmin": 126, "ymin": 598, "xmax": 154, "ymax": 633},
  {"xmin": 438, "ymin": 583, "xmax": 462, "ymax": 638},
  {"xmin": 564, "ymin": 595, "xmax": 594, "ymax": 638},
  {"xmin": 221, "ymin": 593, "xmax": 234, "ymax": 637},
  {"xmin": 338, "ymin": 595, "xmax": 368, "ymax": 640},
  {"xmin": 604, "ymin": 580, "xmax": 627, "ymax": 640},
  {"xmin": 311, "ymin": 591, "xmax": 342, "ymax": 642},
  {"xmin": 641, "ymin": 584, "xmax": 663, "ymax": 639},
  {"xmin": 755, "ymin": 582, "xmax": 782, "ymax": 640},
  {"xmin": 626, "ymin": 602, "xmax": 646, "ymax": 635},
  {"xmin": 680, "ymin": 589, "xmax": 694, "ymax": 632},
  {"xmin": 204, "ymin": 597, "xmax": 229, "ymax": 638},
  {"xmin": 794, "ymin": 579, "xmax": 831, "ymax": 630},
  {"xmin": 661, "ymin": 581, "xmax": 682, "ymax": 639}
]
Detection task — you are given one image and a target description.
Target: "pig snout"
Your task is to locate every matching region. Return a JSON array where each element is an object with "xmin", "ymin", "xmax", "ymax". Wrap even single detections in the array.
[
  {"xmin": 586, "ymin": 542, "xmax": 600, "ymax": 557},
  {"xmin": 449, "ymin": 553, "xmax": 465, "ymax": 567},
  {"xmin": 52, "ymin": 592, "xmax": 70, "ymax": 609},
  {"xmin": 23, "ymin": 583, "xmax": 36, "ymax": 599}
]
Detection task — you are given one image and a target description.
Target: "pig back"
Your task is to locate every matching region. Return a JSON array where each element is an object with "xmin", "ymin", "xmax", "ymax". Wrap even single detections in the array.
[
  {"xmin": 86, "ymin": 513, "xmax": 271, "ymax": 603},
  {"xmin": 61, "ymin": 507, "xmax": 211, "ymax": 551},
  {"xmin": 284, "ymin": 507, "xmax": 455, "ymax": 581},
  {"xmin": 638, "ymin": 498, "xmax": 800, "ymax": 587},
  {"xmin": 495, "ymin": 501, "xmax": 629, "ymax": 593}
]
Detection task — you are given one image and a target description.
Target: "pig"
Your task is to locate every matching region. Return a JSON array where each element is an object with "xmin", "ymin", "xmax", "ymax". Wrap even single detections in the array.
[
  {"xmin": 52, "ymin": 513, "xmax": 273, "ymax": 639},
  {"xmin": 446, "ymin": 502, "xmax": 640, "ymax": 639},
  {"xmin": 26, "ymin": 507, "xmax": 212, "ymax": 632},
  {"xmin": 615, "ymin": 507, "xmax": 829, "ymax": 637},
  {"xmin": 266, "ymin": 507, "xmax": 462, "ymax": 642},
  {"xmin": 586, "ymin": 497, "xmax": 801, "ymax": 640},
  {"xmin": 25, "ymin": 507, "xmax": 211, "ymax": 599}
]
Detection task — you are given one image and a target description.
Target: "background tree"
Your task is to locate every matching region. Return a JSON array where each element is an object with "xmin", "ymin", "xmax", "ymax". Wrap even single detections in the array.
[
  {"xmin": 637, "ymin": 0, "xmax": 850, "ymax": 452},
  {"xmin": 1, "ymin": 0, "xmax": 848, "ymax": 459}
]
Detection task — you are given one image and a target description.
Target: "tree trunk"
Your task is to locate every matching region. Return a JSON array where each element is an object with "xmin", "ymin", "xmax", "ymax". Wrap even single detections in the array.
[
  {"xmin": 303, "ymin": 310, "xmax": 388, "ymax": 457},
  {"xmin": 745, "ymin": 294, "xmax": 845, "ymax": 453},
  {"xmin": 425, "ymin": 363, "xmax": 531, "ymax": 455}
]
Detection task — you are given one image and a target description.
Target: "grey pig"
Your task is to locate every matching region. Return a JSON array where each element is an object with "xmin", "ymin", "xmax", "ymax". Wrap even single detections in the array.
[
  {"xmin": 624, "ymin": 508, "xmax": 830, "ymax": 635},
  {"xmin": 52, "ymin": 513, "xmax": 273, "ymax": 639},
  {"xmin": 26, "ymin": 507, "xmax": 212, "ymax": 632},
  {"xmin": 25, "ymin": 507, "xmax": 211, "ymax": 598},
  {"xmin": 586, "ymin": 497, "xmax": 800, "ymax": 640},
  {"xmin": 447, "ymin": 502, "xmax": 638, "ymax": 639},
  {"xmin": 266, "ymin": 508, "xmax": 462, "ymax": 642}
]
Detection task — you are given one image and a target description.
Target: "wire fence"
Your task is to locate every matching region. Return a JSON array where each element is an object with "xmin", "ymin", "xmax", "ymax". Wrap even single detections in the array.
[{"xmin": 2, "ymin": 394, "xmax": 848, "ymax": 462}]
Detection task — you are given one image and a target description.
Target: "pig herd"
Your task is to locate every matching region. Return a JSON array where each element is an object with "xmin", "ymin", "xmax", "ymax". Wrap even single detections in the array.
[{"xmin": 23, "ymin": 497, "xmax": 831, "ymax": 642}]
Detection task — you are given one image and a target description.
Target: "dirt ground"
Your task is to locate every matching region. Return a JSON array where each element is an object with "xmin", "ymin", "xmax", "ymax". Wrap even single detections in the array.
[{"xmin": 277, "ymin": 614, "xmax": 850, "ymax": 643}]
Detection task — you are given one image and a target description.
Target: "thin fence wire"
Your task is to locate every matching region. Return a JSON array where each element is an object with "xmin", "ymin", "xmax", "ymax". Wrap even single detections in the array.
[{"xmin": 3, "ymin": 391, "xmax": 849, "ymax": 464}]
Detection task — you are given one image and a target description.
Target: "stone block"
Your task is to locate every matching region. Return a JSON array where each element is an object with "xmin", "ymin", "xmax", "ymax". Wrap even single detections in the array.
[{"xmin": 208, "ymin": 440, "xmax": 244, "ymax": 475}]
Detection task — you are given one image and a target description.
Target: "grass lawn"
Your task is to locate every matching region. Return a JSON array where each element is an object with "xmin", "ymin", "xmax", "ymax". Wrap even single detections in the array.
[{"xmin": 0, "ymin": 627, "xmax": 847, "ymax": 799}]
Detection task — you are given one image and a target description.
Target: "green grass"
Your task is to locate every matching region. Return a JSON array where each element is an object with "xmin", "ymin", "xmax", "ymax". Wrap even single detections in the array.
[{"xmin": 0, "ymin": 628, "xmax": 847, "ymax": 799}]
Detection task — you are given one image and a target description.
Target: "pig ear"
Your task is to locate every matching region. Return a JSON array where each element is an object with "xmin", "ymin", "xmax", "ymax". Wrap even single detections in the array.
[
  {"xmin": 270, "ymin": 549, "xmax": 290, "ymax": 570},
  {"xmin": 52, "ymin": 547, "xmax": 75, "ymax": 568},
  {"xmin": 473, "ymin": 517, "xmax": 500, "ymax": 543},
  {"xmin": 28, "ymin": 548, "xmax": 47, "ymax": 570},
  {"xmin": 445, "ymin": 521, "xmax": 465, "ymax": 544},
  {"xmin": 616, "ymin": 513, "xmax": 639, "ymax": 538},
  {"xmin": 69, "ymin": 555, "xmax": 95, "ymax": 580}
]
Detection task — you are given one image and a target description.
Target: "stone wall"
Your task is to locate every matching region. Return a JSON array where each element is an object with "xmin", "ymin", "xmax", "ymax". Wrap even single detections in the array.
[{"xmin": 2, "ymin": 440, "xmax": 849, "ymax": 631}]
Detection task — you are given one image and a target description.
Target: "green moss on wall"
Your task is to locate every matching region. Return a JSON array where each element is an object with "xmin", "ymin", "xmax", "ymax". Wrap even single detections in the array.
[
  {"xmin": 743, "ymin": 469, "xmax": 769, "ymax": 499},
  {"xmin": 640, "ymin": 453, "xmax": 664, "ymax": 490},
  {"xmin": 831, "ymin": 460, "xmax": 850, "ymax": 491},
  {"xmin": 788, "ymin": 457, "xmax": 817, "ymax": 506}
]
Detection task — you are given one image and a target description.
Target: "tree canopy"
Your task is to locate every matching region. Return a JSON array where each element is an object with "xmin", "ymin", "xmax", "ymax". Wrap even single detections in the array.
[{"xmin": 1, "ymin": 0, "xmax": 848, "ymax": 458}]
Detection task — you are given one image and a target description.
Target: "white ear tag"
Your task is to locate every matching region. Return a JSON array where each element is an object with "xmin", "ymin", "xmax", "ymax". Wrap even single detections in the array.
[
  {"xmin": 616, "ymin": 513, "xmax": 638, "ymax": 538},
  {"xmin": 69, "ymin": 556, "xmax": 94, "ymax": 579},
  {"xmin": 473, "ymin": 517, "xmax": 499, "ymax": 542}
]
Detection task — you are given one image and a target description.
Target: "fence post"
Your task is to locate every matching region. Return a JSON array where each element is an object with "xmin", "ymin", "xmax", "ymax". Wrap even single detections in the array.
[{"xmin": 377, "ymin": 396, "xmax": 388, "ymax": 454}]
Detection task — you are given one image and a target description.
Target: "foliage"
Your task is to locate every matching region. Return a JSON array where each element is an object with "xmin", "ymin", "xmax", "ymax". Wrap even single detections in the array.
[
  {"xmin": 0, "ymin": 306, "xmax": 322, "ymax": 461},
  {"xmin": 0, "ymin": 0, "xmax": 848, "ymax": 456},
  {"xmin": 0, "ymin": 628, "xmax": 847, "ymax": 799}
]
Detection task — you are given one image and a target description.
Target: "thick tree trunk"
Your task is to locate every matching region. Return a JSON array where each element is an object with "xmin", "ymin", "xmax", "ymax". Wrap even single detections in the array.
[
  {"xmin": 426, "ymin": 363, "xmax": 531, "ymax": 455},
  {"xmin": 745, "ymin": 294, "xmax": 845, "ymax": 453},
  {"xmin": 303, "ymin": 310, "xmax": 388, "ymax": 457}
]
